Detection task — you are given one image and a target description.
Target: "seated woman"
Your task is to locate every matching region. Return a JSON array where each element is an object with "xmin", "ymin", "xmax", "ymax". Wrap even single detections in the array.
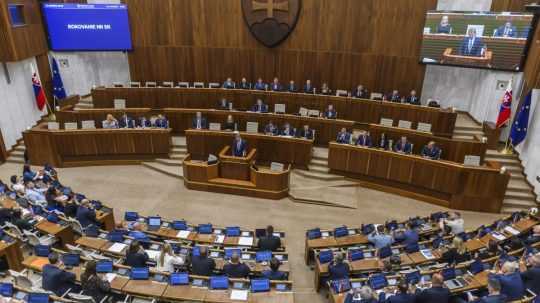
[
  {"xmin": 441, "ymin": 236, "xmax": 471, "ymax": 265},
  {"xmin": 125, "ymin": 240, "xmax": 149, "ymax": 267},
  {"xmin": 223, "ymin": 115, "xmax": 236, "ymax": 131},
  {"xmin": 102, "ymin": 114, "xmax": 119, "ymax": 129},
  {"xmin": 81, "ymin": 260, "xmax": 111, "ymax": 303},
  {"xmin": 156, "ymin": 243, "xmax": 186, "ymax": 272}
]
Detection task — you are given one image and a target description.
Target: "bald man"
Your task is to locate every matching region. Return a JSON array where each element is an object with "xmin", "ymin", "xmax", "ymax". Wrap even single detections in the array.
[
  {"xmin": 223, "ymin": 252, "xmax": 250, "ymax": 278},
  {"xmin": 414, "ymin": 273, "xmax": 451, "ymax": 303}
]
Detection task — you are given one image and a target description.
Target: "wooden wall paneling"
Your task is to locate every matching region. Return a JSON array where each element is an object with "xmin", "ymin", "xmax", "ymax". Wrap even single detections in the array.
[
  {"xmin": 0, "ymin": 128, "xmax": 7, "ymax": 163},
  {"xmin": 491, "ymin": 0, "xmax": 537, "ymax": 11},
  {"xmin": 523, "ymin": 18, "xmax": 540, "ymax": 90}
]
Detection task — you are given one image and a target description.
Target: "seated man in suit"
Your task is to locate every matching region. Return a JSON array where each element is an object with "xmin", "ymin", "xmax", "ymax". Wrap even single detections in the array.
[
  {"xmin": 192, "ymin": 112, "xmax": 208, "ymax": 129},
  {"xmin": 303, "ymin": 80, "xmax": 315, "ymax": 94},
  {"xmin": 254, "ymin": 78, "xmax": 266, "ymax": 90},
  {"xmin": 232, "ymin": 132, "xmax": 247, "ymax": 157},
  {"xmin": 520, "ymin": 253, "xmax": 540, "ymax": 297},
  {"xmin": 264, "ymin": 121, "xmax": 279, "ymax": 136},
  {"xmin": 222, "ymin": 77, "xmax": 235, "ymax": 89},
  {"xmin": 352, "ymin": 84, "xmax": 369, "ymax": 99},
  {"xmin": 287, "ymin": 80, "xmax": 297, "ymax": 93},
  {"xmin": 489, "ymin": 261, "xmax": 525, "ymax": 301},
  {"xmin": 191, "ymin": 246, "xmax": 216, "ymax": 276},
  {"xmin": 320, "ymin": 82, "xmax": 332, "ymax": 95},
  {"xmin": 154, "ymin": 114, "xmax": 169, "ymax": 128},
  {"xmin": 217, "ymin": 98, "xmax": 230, "ymax": 110},
  {"xmin": 494, "ymin": 21, "xmax": 518, "ymax": 38},
  {"xmin": 42, "ymin": 252, "xmax": 79, "ymax": 296},
  {"xmin": 421, "ymin": 141, "xmax": 441, "ymax": 160},
  {"xmin": 414, "ymin": 273, "xmax": 451, "ymax": 303},
  {"xmin": 76, "ymin": 199, "xmax": 97, "ymax": 228},
  {"xmin": 298, "ymin": 124, "xmax": 314, "ymax": 140},
  {"xmin": 281, "ymin": 123, "xmax": 295, "ymax": 137},
  {"xmin": 323, "ymin": 104, "xmax": 337, "ymax": 119},
  {"xmin": 258, "ymin": 225, "xmax": 281, "ymax": 251},
  {"xmin": 251, "ymin": 99, "xmax": 268, "ymax": 113},
  {"xmin": 336, "ymin": 128, "xmax": 351, "ymax": 144},
  {"xmin": 355, "ymin": 130, "xmax": 372, "ymax": 147},
  {"xmin": 270, "ymin": 77, "xmax": 282, "ymax": 91},
  {"xmin": 138, "ymin": 116, "xmax": 151, "ymax": 128},
  {"xmin": 103, "ymin": 114, "xmax": 119, "ymax": 129},
  {"xmin": 238, "ymin": 77, "xmax": 251, "ymax": 90},
  {"xmin": 118, "ymin": 113, "xmax": 135, "ymax": 128},
  {"xmin": 223, "ymin": 252, "xmax": 250, "ymax": 278},
  {"xmin": 262, "ymin": 258, "xmax": 287, "ymax": 280},
  {"xmin": 524, "ymin": 225, "xmax": 540, "ymax": 245},
  {"xmin": 405, "ymin": 90, "xmax": 420, "ymax": 105},
  {"xmin": 385, "ymin": 90, "xmax": 401, "ymax": 103},
  {"xmin": 460, "ymin": 28, "xmax": 484, "ymax": 57},
  {"xmin": 394, "ymin": 136, "xmax": 412, "ymax": 154},
  {"xmin": 437, "ymin": 15, "xmax": 453, "ymax": 34},
  {"xmin": 328, "ymin": 253, "xmax": 350, "ymax": 280}
]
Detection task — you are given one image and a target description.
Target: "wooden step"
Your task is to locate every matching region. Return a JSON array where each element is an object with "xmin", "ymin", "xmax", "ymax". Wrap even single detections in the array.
[
  {"xmin": 501, "ymin": 206, "xmax": 528, "ymax": 215},
  {"xmin": 170, "ymin": 147, "xmax": 187, "ymax": 153},
  {"xmin": 169, "ymin": 154, "xmax": 188, "ymax": 160},
  {"xmin": 292, "ymin": 169, "xmax": 345, "ymax": 181},
  {"xmin": 155, "ymin": 158, "xmax": 183, "ymax": 166},
  {"xmin": 209, "ymin": 178, "xmax": 256, "ymax": 188},
  {"xmin": 503, "ymin": 198, "xmax": 537, "ymax": 209},
  {"xmin": 6, "ymin": 158, "xmax": 25, "ymax": 164},
  {"xmin": 505, "ymin": 190, "xmax": 536, "ymax": 201},
  {"xmin": 310, "ymin": 158, "xmax": 328, "ymax": 167},
  {"xmin": 141, "ymin": 162, "xmax": 183, "ymax": 179}
]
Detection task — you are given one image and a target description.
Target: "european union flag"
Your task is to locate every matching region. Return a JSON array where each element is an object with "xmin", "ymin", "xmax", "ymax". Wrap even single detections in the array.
[
  {"xmin": 51, "ymin": 57, "xmax": 67, "ymax": 100},
  {"xmin": 509, "ymin": 91, "xmax": 532, "ymax": 146}
]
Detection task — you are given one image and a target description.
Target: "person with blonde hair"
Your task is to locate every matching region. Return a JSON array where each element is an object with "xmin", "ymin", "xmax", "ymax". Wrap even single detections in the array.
[
  {"xmin": 156, "ymin": 243, "xmax": 185, "ymax": 272},
  {"xmin": 441, "ymin": 236, "xmax": 471, "ymax": 265},
  {"xmin": 344, "ymin": 285, "xmax": 378, "ymax": 303},
  {"xmin": 102, "ymin": 114, "xmax": 118, "ymax": 129}
]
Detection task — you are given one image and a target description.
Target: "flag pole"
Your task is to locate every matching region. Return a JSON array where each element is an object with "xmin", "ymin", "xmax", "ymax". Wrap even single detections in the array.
[{"xmin": 500, "ymin": 76, "xmax": 526, "ymax": 154}]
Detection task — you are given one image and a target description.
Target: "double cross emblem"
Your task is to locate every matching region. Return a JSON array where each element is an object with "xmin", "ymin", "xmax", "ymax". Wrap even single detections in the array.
[{"xmin": 252, "ymin": 0, "xmax": 289, "ymax": 18}]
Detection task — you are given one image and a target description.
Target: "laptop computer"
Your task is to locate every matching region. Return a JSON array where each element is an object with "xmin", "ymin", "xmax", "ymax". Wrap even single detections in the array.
[
  {"xmin": 130, "ymin": 267, "xmax": 149, "ymax": 280},
  {"xmin": 172, "ymin": 220, "xmax": 187, "ymax": 230},
  {"xmin": 62, "ymin": 253, "xmax": 81, "ymax": 267},
  {"xmin": 256, "ymin": 251, "xmax": 272, "ymax": 263},
  {"xmin": 170, "ymin": 272, "xmax": 189, "ymax": 285},
  {"xmin": 27, "ymin": 293, "xmax": 49, "ymax": 303},
  {"xmin": 96, "ymin": 260, "xmax": 113, "ymax": 273},
  {"xmin": 34, "ymin": 245, "xmax": 50, "ymax": 257},
  {"xmin": 124, "ymin": 211, "xmax": 138, "ymax": 222},
  {"xmin": 210, "ymin": 276, "xmax": 229, "ymax": 290},
  {"xmin": 442, "ymin": 268, "xmax": 469, "ymax": 290},
  {"xmin": 251, "ymin": 279, "xmax": 270, "ymax": 293},
  {"xmin": 0, "ymin": 283, "xmax": 13, "ymax": 297},
  {"xmin": 225, "ymin": 248, "xmax": 242, "ymax": 260},
  {"xmin": 147, "ymin": 216, "xmax": 162, "ymax": 231}
]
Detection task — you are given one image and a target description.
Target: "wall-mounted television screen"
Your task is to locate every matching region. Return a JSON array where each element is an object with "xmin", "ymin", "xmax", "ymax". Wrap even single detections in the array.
[
  {"xmin": 41, "ymin": 3, "xmax": 132, "ymax": 51},
  {"xmin": 419, "ymin": 11, "xmax": 534, "ymax": 71}
]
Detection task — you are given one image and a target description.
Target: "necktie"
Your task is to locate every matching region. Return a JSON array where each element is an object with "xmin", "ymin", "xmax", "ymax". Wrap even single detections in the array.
[
  {"xmin": 197, "ymin": 119, "xmax": 201, "ymax": 129},
  {"xmin": 468, "ymin": 39, "xmax": 473, "ymax": 53},
  {"xmin": 504, "ymin": 27, "xmax": 509, "ymax": 36}
]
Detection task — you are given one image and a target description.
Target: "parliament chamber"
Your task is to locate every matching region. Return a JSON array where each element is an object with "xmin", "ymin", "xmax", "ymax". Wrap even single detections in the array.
[{"xmin": 1, "ymin": 0, "xmax": 540, "ymax": 303}]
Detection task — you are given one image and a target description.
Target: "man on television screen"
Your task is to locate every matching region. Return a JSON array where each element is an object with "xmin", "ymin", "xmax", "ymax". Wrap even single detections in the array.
[
  {"xmin": 437, "ymin": 15, "xmax": 453, "ymax": 34},
  {"xmin": 494, "ymin": 21, "xmax": 518, "ymax": 38},
  {"xmin": 460, "ymin": 28, "xmax": 484, "ymax": 57}
]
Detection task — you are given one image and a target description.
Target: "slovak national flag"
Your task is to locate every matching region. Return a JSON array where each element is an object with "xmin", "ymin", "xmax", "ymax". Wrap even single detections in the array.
[{"xmin": 32, "ymin": 73, "xmax": 47, "ymax": 111}]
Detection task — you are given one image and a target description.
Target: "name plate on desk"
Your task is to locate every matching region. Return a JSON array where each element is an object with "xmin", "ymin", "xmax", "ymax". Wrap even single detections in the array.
[
  {"xmin": 308, "ymin": 109, "xmax": 320, "ymax": 117},
  {"xmin": 417, "ymin": 122, "xmax": 432, "ymax": 133},
  {"xmin": 380, "ymin": 118, "xmax": 394, "ymax": 127},
  {"xmin": 397, "ymin": 120, "xmax": 412, "ymax": 129},
  {"xmin": 274, "ymin": 103, "xmax": 286, "ymax": 114},
  {"xmin": 299, "ymin": 107, "xmax": 308, "ymax": 116},
  {"xmin": 64, "ymin": 122, "xmax": 78, "ymax": 130},
  {"xmin": 463, "ymin": 155, "xmax": 481, "ymax": 166},
  {"xmin": 209, "ymin": 123, "xmax": 221, "ymax": 131},
  {"xmin": 114, "ymin": 99, "xmax": 126, "ymax": 109},
  {"xmin": 81, "ymin": 120, "xmax": 96, "ymax": 129},
  {"xmin": 47, "ymin": 122, "xmax": 60, "ymax": 130},
  {"xmin": 246, "ymin": 122, "xmax": 259, "ymax": 134}
]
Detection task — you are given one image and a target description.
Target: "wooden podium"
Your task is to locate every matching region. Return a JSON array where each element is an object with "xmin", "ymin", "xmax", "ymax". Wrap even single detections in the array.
[
  {"xmin": 183, "ymin": 146, "xmax": 291, "ymax": 200},
  {"xmin": 441, "ymin": 48, "xmax": 493, "ymax": 68}
]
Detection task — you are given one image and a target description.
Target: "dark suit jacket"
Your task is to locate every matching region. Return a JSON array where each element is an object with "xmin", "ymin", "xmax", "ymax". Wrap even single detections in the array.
[
  {"xmin": 352, "ymin": 89, "xmax": 369, "ymax": 99},
  {"xmin": 328, "ymin": 262, "xmax": 350, "ymax": 280},
  {"xmin": 324, "ymin": 110, "xmax": 337, "ymax": 119},
  {"xmin": 232, "ymin": 139, "xmax": 247, "ymax": 157},
  {"xmin": 303, "ymin": 85, "xmax": 315, "ymax": 94},
  {"xmin": 437, "ymin": 24, "xmax": 452, "ymax": 34},
  {"xmin": 138, "ymin": 118, "xmax": 151, "ymax": 128},
  {"xmin": 287, "ymin": 84, "xmax": 297, "ymax": 92},
  {"xmin": 217, "ymin": 99, "xmax": 229, "ymax": 110},
  {"xmin": 387, "ymin": 94, "xmax": 401, "ymax": 102},
  {"xmin": 521, "ymin": 266, "xmax": 540, "ymax": 296},
  {"xmin": 281, "ymin": 128, "xmax": 296, "ymax": 137},
  {"xmin": 251, "ymin": 103, "xmax": 269, "ymax": 113},
  {"xmin": 384, "ymin": 293, "xmax": 415, "ymax": 303},
  {"xmin": 258, "ymin": 235, "xmax": 281, "ymax": 251},
  {"xmin": 474, "ymin": 294, "xmax": 508, "ymax": 303},
  {"xmin": 119, "ymin": 116, "xmax": 135, "ymax": 128},
  {"xmin": 192, "ymin": 117, "xmax": 208, "ymax": 129},
  {"xmin": 223, "ymin": 262, "xmax": 250, "ymax": 278},
  {"xmin": 336, "ymin": 132, "xmax": 351, "ymax": 144},
  {"xmin": 262, "ymin": 269, "xmax": 287, "ymax": 280},
  {"xmin": 222, "ymin": 81, "xmax": 235, "ymax": 89},
  {"xmin": 264, "ymin": 124, "xmax": 279, "ymax": 135},
  {"xmin": 460, "ymin": 37, "xmax": 484, "ymax": 56},
  {"xmin": 495, "ymin": 26, "xmax": 518, "ymax": 37},
  {"xmin": 191, "ymin": 256, "xmax": 216, "ymax": 276},
  {"xmin": 406, "ymin": 96, "xmax": 420, "ymax": 105},
  {"xmin": 238, "ymin": 82, "xmax": 251, "ymax": 89},
  {"xmin": 415, "ymin": 286, "xmax": 451, "ymax": 303},
  {"xmin": 125, "ymin": 251, "xmax": 149, "ymax": 268},
  {"xmin": 42, "ymin": 264, "xmax": 77, "ymax": 296},
  {"xmin": 356, "ymin": 135, "xmax": 372, "ymax": 147},
  {"xmin": 155, "ymin": 118, "xmax": 168, "ymax": 128},
  {"xmin": 270, "ymin": 83, "xmax": 282, "ymax": 91},
  {"xmin": 489, "ymin": 272, "xmax": 525, "ymax": 301},
  {"xmin": 394, "ymin": 141, "xmax": 412, "ymax": 154},
  {"xmin": 421, "ymin": 146, "xmax": 441, "ymax": 160},
  {"xmin": 298, "ymin": 129, "xmax": 314, "ymax": 140},
  {"xmin": 254, "ymin": 82, "xmax": 266, "ymax": 90},
  {"xmin": 76, "ymin": 206, "xmax": 97, "ymax": 228}
]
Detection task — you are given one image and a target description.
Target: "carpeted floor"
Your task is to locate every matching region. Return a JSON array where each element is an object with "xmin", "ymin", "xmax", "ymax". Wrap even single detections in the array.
[{"xmin": 0, "ymin": 162, "xmax": 504, "ymax": 302}]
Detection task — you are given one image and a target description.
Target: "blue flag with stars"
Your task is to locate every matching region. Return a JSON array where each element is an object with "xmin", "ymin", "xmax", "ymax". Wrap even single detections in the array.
[
  {"xmin": 509, "ymin": 91, "xmax": 532, "ymax": 146},
  {"xmin": 51, "ymin": 57, "xmax": 67, "ymax": 100}
]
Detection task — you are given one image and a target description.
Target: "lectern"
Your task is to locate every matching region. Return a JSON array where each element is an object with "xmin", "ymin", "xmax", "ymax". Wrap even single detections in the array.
[
  {"xmin": 218, "ymin": 146, "xmax": 257, "ymax": 180},
  {"xmin": 441, "ymin": 48, "xmax": 493, "ymax": 68}
]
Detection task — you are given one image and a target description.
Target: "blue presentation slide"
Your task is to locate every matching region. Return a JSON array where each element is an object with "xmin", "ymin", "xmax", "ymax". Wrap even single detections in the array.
[{"xmin": 42, "ymin": 3, "xmax": 132, "ymax": 51}]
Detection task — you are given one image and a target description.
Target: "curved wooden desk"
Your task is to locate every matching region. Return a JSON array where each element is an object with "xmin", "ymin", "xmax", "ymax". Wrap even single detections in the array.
[
  {"xmin": 186, "ymin": 129, "xmax": 313, "ymax": 168},
  {"xmin": 91, "ymin": 87, "xmax": 457, "ymax": 137},
  {"xmin": 183, "ymin": 154, "xmax": 291, "ymax": 199},
  {"xmin": 328, "ymin": 142, "xmax": 509, "ymax": 213},
  {"xmin": 23, "ymin": 123, "xmax": 171, "ymax": 167}
]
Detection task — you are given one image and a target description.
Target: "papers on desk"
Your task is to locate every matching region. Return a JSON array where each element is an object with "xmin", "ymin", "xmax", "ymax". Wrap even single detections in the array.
[
  {"xmin": 145, "ymin": 249, "xmax": 161, "ymax": 261},
  {"xmin": 420, "ymin": 249, "xmax": 436, "ymax": 260},
  {"xmin": 214, "ymin": 235, "xmax": 225, "ymax": 244},
  {"xmin": 491, "ymin": 232, "xmax": 506, "ymax": 241},
  {"xmin": 177, "ymin": 230, "xmax": 191, "ymax": 239},
  {"xmin": 230, "ymin": 289, "xmax": 248, "ymax": 301},
  {"xmin": 238, "ymin": 236, "xmax": 253, "ymax": 246},
  {"xmin": 108, "ymin": 243, "xmax": 127, "ymax": 254},
  {"xmin": 105, "ymin": 273, "xmax": 117, "ymax": 283},
  {"xmin": 321, "ymin": 231, "xmax": 330, "ymax": 238},
  {"xmin": 241, "ymin": 231, "xmax": 250, "ymax": 237},
  {"xmin": 504, "ymin": 226, "xmax": 520, "ymax": 235}
]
